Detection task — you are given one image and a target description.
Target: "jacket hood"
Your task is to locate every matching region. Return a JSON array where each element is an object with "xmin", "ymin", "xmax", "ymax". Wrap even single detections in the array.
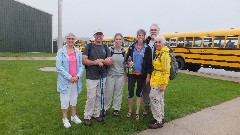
[{"xmin": 156, "ymin": 46, "xmax": 170, "ymax": 54}]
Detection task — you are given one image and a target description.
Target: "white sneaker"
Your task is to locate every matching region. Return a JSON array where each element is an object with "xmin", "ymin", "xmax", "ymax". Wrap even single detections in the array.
[
  {"xmin": 71, "ymin": 115, "xmax": 82, "ymax": 124},
  {"xmin": 62, "ymin": 118, "xmax": 71, "ymax": 128}
]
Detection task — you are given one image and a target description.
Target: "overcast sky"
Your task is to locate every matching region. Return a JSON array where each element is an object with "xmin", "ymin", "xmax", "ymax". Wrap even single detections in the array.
[{"xmin": 16, "ymin": 0, "xmax": 240, "ymax": 38}]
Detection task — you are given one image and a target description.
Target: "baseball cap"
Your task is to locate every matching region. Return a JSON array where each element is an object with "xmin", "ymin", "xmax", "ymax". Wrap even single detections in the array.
[{"xmin": 94, "ymin": 29, "xmax": 103, "ymax": 35}]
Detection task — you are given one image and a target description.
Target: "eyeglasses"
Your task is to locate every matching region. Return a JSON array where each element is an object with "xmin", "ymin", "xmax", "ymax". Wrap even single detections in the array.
[{"xmin": 67, "ymin": 38, "xmax": 75, "ymax": 40}]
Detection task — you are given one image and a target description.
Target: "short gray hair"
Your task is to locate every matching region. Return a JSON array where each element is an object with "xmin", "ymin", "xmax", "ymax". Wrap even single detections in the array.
[
  {"xmin": 150, "ymin": 24, "xmax": 160, "ymax": 31},
  {"xmin": 65, "ymin": 33, "xmax": 76, "ymax": 39},
  {"xmin": 154, "ymin": 35, "xmax": 166, "ymax": 44},
  {"xmin": 136, "ymin": 29, "xmax": 146, "ymax": 37}
]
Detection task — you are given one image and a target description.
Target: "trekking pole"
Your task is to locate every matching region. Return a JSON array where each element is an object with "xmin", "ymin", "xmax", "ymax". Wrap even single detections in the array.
[{"xmin": 99, "ymin": 68, "xmax": 105, "ymax": 123}]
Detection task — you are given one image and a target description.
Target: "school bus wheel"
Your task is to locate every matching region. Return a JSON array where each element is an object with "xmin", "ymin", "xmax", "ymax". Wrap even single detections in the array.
[
  {"xmin": 187, "ymin": 63, "xmax": 201, "ymax": 72},
  {"xmin": 176, "ymin": 57, "xmax": 187, "ymax": 70}
]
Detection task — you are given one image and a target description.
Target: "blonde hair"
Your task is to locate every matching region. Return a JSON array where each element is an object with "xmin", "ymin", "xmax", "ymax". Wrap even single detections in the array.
[{"xmin": 113, "ymin": 33, "xmax": 123, "ymax": 41}]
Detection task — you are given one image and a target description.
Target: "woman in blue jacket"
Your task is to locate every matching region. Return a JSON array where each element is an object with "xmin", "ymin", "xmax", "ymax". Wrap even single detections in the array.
[
  {"xmin": 56, "ymin": 33, "xmax": 84, "ymax": 128},
  {"xmin": 125, "ymin": 29, "xmax": 152, "ymax": 121}
]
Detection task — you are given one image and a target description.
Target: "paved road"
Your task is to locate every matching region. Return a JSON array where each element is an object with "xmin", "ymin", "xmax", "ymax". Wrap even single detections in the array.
[
  {"xmin": 198, "ymin": 67, "xmax": 240, "ymax": 79},
  {"xmin": 138, "ymin": 97, "xmax": 240, "ymax": 135},
  {"xmin": 179, "ymin": 70, "xmax": 240, "ymax": 83}
]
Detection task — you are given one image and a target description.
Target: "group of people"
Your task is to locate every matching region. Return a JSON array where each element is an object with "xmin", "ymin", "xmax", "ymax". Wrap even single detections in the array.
[{"xmin": 56, "ymin": 24, "xmax": 172, "ymax": 129}]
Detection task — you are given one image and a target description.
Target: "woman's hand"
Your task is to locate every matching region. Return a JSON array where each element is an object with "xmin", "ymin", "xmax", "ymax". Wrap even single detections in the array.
[
  {"xmin": 159, "ymin": 85, "xmax": 166, "ymax": 92},
  {"xmin": 146, "ymin": 74, "xmax": 150, "ymax": 84},
  {"xmin": 128, "ymin": 61, "xmax": 134, "ymax": 66},
  {"xmin": 70, "ymin": 76, "xmax": 79, "ymax": 83}
]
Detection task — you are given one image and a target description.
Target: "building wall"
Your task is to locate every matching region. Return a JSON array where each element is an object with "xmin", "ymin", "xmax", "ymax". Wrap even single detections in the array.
[{"xmin": 0, "ymin": 0, "xmax": 52, "ymax": 52}]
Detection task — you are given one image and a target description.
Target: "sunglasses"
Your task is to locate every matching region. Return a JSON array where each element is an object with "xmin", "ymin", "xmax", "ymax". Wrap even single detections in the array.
[{"xmin": 67, "ymin": 38, "xmax": 75, "ymax": 40}]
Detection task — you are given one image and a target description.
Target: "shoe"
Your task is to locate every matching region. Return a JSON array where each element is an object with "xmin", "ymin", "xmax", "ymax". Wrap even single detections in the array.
[
  {"xmin": 84, "ymin": 119, "xmax": 92, "ymax": 126},
  {"xmin": 71, "ymin": 115, "xmax": 82, "ymax": 124},
  {"xmin": 143, "ymin": 106, "xmax": 151, "ymax": 115},
  {"xmin": 150, "ymin": 119, "xmax": 165, "ymax": 124},
  {"xmin": 95, "ymin": 116, "xmax": 104, "ymax": 122},
  {"xmin": 62, "ymin": 118, "xmax": 71, "ymax": 128},
  {"xmin": 136, "ymin": 114, "xmax": 140, "ymax": 121},
  {"xmin": 150, "ymin": 119, "xmax": 157, "ymax": 124},
  {"xmin": 149, "ymin": 121, "xmax": 163, "ymax": 129},
  {"xmin": 126, "ymin": 112, "xmax": 132, "ymax": 118},
  {"xmin": 113, "ymin": 110, "xmax": 120, "ymax": 116}
]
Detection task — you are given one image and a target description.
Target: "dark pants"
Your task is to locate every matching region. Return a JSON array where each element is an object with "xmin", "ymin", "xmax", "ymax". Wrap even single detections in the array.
[
  {"xmin": 142, "ymin": 82, "xmax": 151, "ymax": 106},
  {"xmin": 128, "ymin": 74, "xmax": 145, "ymax": 98}
]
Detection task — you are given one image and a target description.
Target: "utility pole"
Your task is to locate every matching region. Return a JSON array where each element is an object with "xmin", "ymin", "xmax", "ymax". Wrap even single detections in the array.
[{"xmin": 58, "ymin": 0, "xmax": 63, "ymax": 49}]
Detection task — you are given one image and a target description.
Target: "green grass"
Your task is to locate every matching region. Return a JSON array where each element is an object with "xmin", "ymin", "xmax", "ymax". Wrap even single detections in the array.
[
  {"xmin": 0, "ymin": 61, "xmax": 240, "ymax": 135},
  {"xmin": 0, "ymin": 52, "xmax": 56, "ymax": 57}
]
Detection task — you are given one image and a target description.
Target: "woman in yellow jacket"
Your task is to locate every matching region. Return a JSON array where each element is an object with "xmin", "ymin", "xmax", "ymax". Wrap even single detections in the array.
[{"xmin": 149, "ymin": 35, "xmax": 171, "ymax": 129}]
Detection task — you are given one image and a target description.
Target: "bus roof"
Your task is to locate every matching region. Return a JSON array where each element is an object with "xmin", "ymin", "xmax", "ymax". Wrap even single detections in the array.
[
  {"xmin": 76, "ymin": 39, "xmax": 86, "ymax": 42},
  {"xmin": 124, "ymin": 36, "xmax": 135, "ymax": 41},
  {"xmin": 89, "ymin": 37, "xmax": 113, "ymax": 42},
  {"xmin": 161, "ymin": 29, "xmax": 240, "ymax": 38}
]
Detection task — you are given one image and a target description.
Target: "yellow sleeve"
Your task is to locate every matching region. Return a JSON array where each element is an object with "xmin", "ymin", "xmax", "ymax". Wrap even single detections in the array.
[{"xmin": 160, "ymin": 52, "xmax": 171, "ymax": 86}]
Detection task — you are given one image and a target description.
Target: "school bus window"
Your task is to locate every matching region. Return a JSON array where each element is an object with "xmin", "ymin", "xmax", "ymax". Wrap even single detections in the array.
[
  {"xmin": 170, "ymin": 38, "xmax": 177, "ymax": 47},
  {"xmin": 177, "ymin": 37, "xmax": 184, "ymax": 47},
  {"xmin": 203, "ymin": 37, "xmax": 212, "ymax": 48},
  {"xmin": 194, "ymin": 37, "xmax": 202, "ymax": 47},
  {"xmin": 124, "ymin": 41, "xmax": 132, "ymax": 47},
  {"xmin": 214, "ymin": 36, "xmax": 224, "ymax": 48},
  {"xmin": 226, "ymin": 36, "xmax": 238, "ymax": 48},
  {"xmin": 185, "ymin": 37, "xmax": 193, "ymax": 47},
  {"xmin": 165, "ymin": 38, "xmax": 170, "ymax": 46},
  {"xmin": 123, "ymin": 36, "xmax": 135, "ymax": 47}
]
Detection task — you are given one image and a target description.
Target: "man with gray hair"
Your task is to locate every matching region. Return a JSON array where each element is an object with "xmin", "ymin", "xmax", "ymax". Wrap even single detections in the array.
[{"xmin": 142, "ymin": 24, "xmax": 160, "ymax": 115}]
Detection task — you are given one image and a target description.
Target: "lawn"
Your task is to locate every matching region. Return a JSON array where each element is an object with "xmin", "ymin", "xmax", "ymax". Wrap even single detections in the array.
[{"xmin": 0, "ymin": 60, "xmax": 240, "ymax": 135}]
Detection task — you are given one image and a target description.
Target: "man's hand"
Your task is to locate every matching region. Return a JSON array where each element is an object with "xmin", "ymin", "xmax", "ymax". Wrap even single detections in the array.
[{"xmin": 95, "ymin": 59, "xmax": 104, "ymax": 67}]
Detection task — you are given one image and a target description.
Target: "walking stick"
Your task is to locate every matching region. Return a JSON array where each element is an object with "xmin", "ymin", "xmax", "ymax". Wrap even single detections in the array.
[{"xmin": 99, "ymin": 68, "xmax": 105, "ymax": 123}]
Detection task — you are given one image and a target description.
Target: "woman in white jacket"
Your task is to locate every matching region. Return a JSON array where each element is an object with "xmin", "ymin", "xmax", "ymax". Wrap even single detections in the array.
[{"xmin": 56, "ymin": 33, "xmax": 84, "ymax": 128}]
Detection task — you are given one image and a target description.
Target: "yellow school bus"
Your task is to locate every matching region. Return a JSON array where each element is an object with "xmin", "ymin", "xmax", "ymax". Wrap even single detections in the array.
[
  {"xmin": 89, "ymin": 37, "xmax": 114, "ymax": 47},
  {"xmin": 123, "ymin": 36, "xmax": 136, "ymax": 52},
  {"xmin": 75, "ymin": 39, "xmax": 87, "ymax": 52},
  {"xmin": 161, "ymin": 28, "xmax": 240, "ymax": 72}
]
